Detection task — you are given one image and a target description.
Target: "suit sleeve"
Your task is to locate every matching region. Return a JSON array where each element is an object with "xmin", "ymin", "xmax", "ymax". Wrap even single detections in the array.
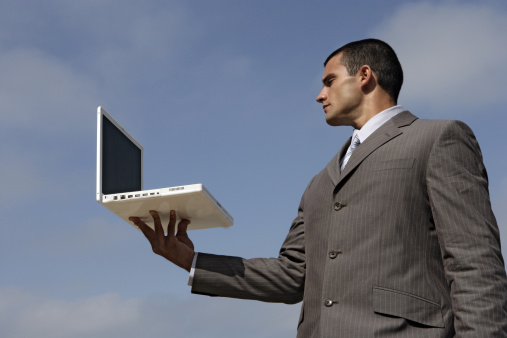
[
  {"xmin": 190, "ymin": 180, "xmax": 313, "ymax": 304},
  {"xmin": 426, "ymin": 120, "xmax": 507, "ymax": 336}
]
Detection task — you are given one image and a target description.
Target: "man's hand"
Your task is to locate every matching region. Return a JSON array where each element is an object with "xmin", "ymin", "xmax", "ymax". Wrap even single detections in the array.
[{"xmin": 129, "ymin": 210, "xmax": 195, "ymax": 272}]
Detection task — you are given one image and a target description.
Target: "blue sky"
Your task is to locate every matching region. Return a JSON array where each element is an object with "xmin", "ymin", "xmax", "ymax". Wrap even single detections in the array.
[{"xmin": 1, "ymin": 0, "xmax": 506, "ymax": 337}]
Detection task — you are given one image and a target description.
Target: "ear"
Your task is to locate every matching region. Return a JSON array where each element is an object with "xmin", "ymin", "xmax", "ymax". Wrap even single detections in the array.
[{"xmin": 358, "ymin": 65, "xmax": 374, "ymax": 89}]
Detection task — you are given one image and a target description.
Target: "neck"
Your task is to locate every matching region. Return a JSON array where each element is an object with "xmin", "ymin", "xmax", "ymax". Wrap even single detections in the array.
[{"xmin": 352, "ymin": 95, "xmax": 396, "ymax": 129}]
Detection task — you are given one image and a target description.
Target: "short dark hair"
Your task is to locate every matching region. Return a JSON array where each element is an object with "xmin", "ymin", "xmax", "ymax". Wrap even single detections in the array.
[{"xmin": 324, "ymin": 39, "xmax": 403, "ymax": 103}]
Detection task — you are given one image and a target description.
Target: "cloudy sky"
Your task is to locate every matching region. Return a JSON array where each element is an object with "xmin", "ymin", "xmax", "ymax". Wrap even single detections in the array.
[{"xmin": 1, "ymin": 0, "xmax": 506, "ymax": 337}]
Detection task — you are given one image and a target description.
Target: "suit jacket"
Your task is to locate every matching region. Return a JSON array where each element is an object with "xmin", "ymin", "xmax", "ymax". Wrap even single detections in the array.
[{"xmin": 192, "ymin": 111, "xmax": 507, "ymax": 337}]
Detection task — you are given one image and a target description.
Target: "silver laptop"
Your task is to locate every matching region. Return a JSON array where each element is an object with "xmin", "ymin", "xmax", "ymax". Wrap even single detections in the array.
[{"xmin": 96, "ymin": 106, "xmax": 233, "ymax": 232}]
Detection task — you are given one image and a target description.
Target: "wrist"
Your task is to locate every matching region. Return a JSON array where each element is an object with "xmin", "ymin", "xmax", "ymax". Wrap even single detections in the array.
[{"xmin": 181, "ymin": 250, "xmax": 195, "ymax": 272}]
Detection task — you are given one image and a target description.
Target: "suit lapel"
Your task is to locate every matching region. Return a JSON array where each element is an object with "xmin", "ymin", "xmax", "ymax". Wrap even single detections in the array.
[
  {"xmin": 326, "ymin": 136, "xmax": 351, "ymax": 186},
  {"xmin": 326, "ymin": 111, "xmax": 418, "ymax": 187}
]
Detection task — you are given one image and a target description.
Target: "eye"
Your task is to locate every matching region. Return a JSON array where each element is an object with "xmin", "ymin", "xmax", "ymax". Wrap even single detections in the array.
[{"xmin": 324, "ymin": 77, "xmax": 335, "ymax": 87}]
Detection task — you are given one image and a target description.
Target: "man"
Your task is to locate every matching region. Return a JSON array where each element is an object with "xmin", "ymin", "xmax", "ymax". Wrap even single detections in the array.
[{"xmin": 130, "ymin": 39, "xmax": 507, "ymax": 337}]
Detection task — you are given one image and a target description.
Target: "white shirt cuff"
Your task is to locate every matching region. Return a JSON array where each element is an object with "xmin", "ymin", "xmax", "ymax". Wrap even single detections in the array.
[{"xmin": 187, "ymin": 252, "xmax": 199, "ymax": 286}]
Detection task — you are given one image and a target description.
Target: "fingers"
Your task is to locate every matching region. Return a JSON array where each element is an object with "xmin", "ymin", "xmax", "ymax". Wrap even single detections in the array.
[
  {"xmin": 167, "ymin": 210, "xmax": 177, "ymax": 235},
  {"xmin": 149, "ymin": 210, "xmax": 164, "ymax": 237},
  {"xmin": 129, "ymin": 216, "xmax": 152, "ymax": 238},
  {"xmin": 131, "ymin": 210, "xmax": 184, "ymax": 238}
]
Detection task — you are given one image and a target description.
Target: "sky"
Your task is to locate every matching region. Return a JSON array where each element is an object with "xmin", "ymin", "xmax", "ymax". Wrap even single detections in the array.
[{"xmin": 1, "ymin": 0, "xmax": 506, "ymax": 337}]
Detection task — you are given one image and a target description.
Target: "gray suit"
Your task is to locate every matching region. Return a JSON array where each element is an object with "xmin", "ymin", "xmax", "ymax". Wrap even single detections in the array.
[{"xmin": 192, "ymin": 111, "xmax": 507, "ymax": 337}]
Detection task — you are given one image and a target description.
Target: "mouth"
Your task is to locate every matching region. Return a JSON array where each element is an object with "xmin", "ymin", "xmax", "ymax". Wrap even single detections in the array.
[{"xmin": 322, "ymin": 104, "xmax": 330, "ymax": 112}]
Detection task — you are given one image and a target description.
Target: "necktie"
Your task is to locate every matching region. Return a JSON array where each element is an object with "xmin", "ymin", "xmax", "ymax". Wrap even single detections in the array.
[{"xmin": 341, "ymin": 134, "xmax": 361, "ymax": 172}]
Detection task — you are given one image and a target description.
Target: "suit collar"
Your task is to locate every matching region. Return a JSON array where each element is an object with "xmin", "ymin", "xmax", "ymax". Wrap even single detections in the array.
[
  {"xmin": 326, "ymin": 111, "xmax": 418, "ymax": 187},
  {"xmin": 391, "ymin": 110, "xmax": 418, "ymax": 128}
]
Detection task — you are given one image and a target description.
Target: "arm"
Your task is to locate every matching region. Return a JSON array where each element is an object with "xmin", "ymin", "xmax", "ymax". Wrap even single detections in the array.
[{"xmin": 426, "ymin": 121, "xmax": 507, "ymax": 336}]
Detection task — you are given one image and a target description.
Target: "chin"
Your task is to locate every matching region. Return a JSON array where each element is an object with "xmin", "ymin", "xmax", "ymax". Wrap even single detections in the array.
[
  {"xmin": 326, "ymin": 117, "xmax": 352, "ymax": 128},
  {"xmin": 325, "ymin": 116, "xmax": 342, "ymax": 127}
]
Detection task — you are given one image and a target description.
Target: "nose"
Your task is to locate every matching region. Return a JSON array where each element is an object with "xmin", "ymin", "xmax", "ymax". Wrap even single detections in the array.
[{"xmin": 316, "ymin": 89, "xmax": 326, "ymax": 103}]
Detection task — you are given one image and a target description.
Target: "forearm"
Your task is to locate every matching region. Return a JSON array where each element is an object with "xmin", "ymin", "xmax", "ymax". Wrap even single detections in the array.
[{"xmin": 191, "ymin": 253, "xmax": 305, "ymax": 304}]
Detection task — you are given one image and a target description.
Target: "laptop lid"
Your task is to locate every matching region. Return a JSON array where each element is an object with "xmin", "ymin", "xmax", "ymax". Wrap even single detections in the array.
[{"xmin": 96, "ymin": 106, "xmax": 143, "ymax": 202}]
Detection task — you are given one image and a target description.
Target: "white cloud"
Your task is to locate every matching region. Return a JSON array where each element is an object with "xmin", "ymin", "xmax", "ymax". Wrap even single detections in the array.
[
  {"xmin": 0, "ymin": 130, "xmax": 93, "ymax": 207},
  {"xmin": 0, "ymin": 288, "xmax": 142, "ymax": 338},
  {"xmin": 0, "ymin": 3, "xmax": 196, "ymax": 135},
  {"xmin": 0, "ymin": 48, "xmax": 97, "ymax": 134},
  {"xmin": 0, "ymin": 287, "xmax": 300, "ymax": 338},
  {"xmin": 22, "ymin": 216, "xmax": 130, "ymax": 256},
  {"xmin": 374, "ymin": 2, "xmax": 507, "ymax": 113}
]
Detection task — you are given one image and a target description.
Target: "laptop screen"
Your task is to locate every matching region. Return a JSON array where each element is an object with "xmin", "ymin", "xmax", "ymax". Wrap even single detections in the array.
[{"xmin": 102, "ymin": 114, "xmax": 142, "ymax": 195}]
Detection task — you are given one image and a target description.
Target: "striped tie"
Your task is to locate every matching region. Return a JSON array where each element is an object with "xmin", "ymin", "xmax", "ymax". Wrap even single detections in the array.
[{"xmin": 341, "ymin": 134, "xmax": 361, "ymax": 172}]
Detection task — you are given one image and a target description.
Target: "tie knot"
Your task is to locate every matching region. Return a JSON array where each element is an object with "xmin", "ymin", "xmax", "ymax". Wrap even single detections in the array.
[{"xmin": 350, "ymin": 134, "xmax": 361, "ymax": 149}]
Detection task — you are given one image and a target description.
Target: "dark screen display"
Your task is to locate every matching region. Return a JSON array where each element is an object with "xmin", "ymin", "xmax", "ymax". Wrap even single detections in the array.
[{"xmin": 102, "ymin": 115, "xmax": 142, "ymax": 194}]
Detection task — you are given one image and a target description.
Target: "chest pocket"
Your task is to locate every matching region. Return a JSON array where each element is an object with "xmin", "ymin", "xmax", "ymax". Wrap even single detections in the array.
[{"xmin": 369, "ymin": 158, "xmax": 415, "ymax": 172}]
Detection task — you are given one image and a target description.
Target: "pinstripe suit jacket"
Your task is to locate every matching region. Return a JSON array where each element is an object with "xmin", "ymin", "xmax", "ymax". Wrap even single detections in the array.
[{"xmin": 192, "ymin": 111, "xmax": 507, "ymax": 337}]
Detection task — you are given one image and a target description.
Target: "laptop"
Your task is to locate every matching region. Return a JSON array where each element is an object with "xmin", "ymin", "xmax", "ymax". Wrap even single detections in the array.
[{"xmin": 96, "ymin": 106, "xmax": 233, "ymax": 232}]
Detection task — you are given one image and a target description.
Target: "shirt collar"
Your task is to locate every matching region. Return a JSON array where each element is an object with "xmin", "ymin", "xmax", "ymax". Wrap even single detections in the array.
[{"xmin": 354, "ymin": 105, "xmax": 405, "ymax": 143}]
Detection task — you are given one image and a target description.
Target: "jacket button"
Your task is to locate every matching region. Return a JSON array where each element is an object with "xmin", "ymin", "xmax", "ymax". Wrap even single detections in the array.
[
  {"xmin": 324, "ymin": 298, "xmax": 334, "ymax": 307},
  {"xmin": 334, "ymin": 202, "xmax": 343, "ymax": 211},
  {"xmin": 329, "ymin": 250, "xmax": 341, "ymax": 259}
]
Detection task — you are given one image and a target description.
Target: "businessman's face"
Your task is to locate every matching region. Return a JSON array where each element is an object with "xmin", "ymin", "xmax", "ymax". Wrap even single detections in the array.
[{"xmin": 316, "ymin": 53, "xmax": 363, "ymax": 127}]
